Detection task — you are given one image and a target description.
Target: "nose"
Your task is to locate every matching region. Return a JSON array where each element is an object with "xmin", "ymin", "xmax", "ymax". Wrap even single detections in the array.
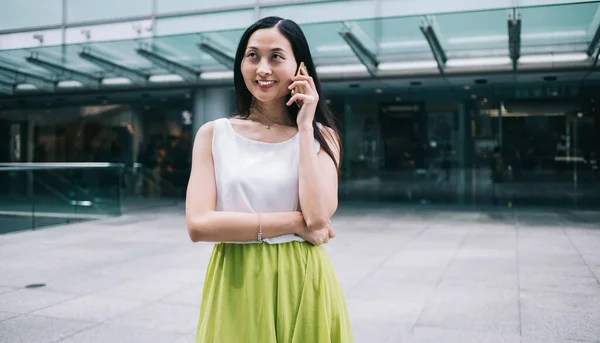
[{"xmin": 256, "ymin": 58, "xmax": 272, "ymax": 76}]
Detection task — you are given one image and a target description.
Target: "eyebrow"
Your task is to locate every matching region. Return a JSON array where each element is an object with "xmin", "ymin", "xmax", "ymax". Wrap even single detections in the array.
[{"xmin": 246, "ymin": 46, "xmax": 288, "ymax": 53}]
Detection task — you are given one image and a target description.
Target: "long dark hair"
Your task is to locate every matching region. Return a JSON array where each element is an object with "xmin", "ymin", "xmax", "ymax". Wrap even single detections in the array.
[{"xmin": 232, "ymin": 16, "xmax": 342, "ymax": 171}]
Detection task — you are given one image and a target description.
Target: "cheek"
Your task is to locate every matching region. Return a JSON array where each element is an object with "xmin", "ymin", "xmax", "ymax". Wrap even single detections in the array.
[{"xmin": 241, "ymin": 64, "xmax": 254, "ymax": 87}]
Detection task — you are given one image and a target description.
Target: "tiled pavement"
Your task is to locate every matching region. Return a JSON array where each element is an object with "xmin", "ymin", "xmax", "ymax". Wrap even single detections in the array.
[{"xmin": 1, "ymin": 203, "xmax": 599, "ymax": 343}]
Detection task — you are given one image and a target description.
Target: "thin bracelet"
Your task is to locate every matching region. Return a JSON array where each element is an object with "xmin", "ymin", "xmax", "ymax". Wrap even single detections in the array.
[{"xmin": 257, "ymin": 213, "xmax": 263, "ymax": 243}]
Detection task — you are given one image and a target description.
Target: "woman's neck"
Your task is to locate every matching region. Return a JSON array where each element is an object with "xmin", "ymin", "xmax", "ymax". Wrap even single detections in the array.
[{"xmin": 249, "ymin": 99, "xmax": 294, "ymax": 126}]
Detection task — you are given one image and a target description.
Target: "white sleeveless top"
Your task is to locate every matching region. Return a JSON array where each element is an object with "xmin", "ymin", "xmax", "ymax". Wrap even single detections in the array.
[{"xmin": 212, "ymin": 118, "xmax": 321, "ymax": 244}]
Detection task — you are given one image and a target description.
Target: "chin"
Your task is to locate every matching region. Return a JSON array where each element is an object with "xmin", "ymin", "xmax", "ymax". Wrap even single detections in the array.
[{"xmin": 252, "ymin": 91, "xmax": 285, "ymax": 104}]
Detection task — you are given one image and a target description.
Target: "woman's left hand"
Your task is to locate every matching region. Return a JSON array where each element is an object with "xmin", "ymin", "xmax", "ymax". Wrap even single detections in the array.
[{"xmin": 287, "ymin": 65, "xmax": 319, "ymax": 128}]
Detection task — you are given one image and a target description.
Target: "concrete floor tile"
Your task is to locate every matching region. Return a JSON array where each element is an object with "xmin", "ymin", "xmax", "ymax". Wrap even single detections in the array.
[
  {"xmin": 0, "ymin": 288, "xmax": 77, "ymax": 314},
  {"xmin": 58, "ymin": 322, "xmax": 181, "ymax": 343},
  {"xmin": 160, "ymin": 284, "xmax": 203, "ymax": 307},
  {"xmin": 520, "ymin": 290, "xmax": 600, "ymax": 342},
  {"xmin": 0, "ymin": 314, "xmax": 93, "ymax": 343},
  {"xmin": 93, "ymin": 278, "xmax": 184, "ymax": 302},
  {"xmin": 2, "ymin": 205, "xmax": 600, "ymax": 343},
  {"xmin": 108, "ymin": 302, "xmax": 199, "ymax": 334},
  {"xmin": 0, "ymin": 311, "xmax": 19, "ymax": 322},
  {"xmin": 416, "ymin": 284, "xmax": 520, "ymax": 335},
  {"xmin": 404, "ymin": 326, "xmax": 521, "ymax": 343},
  {"xmin": 32, "ymin": 295, "xmax": 145, "ymax": 322}
]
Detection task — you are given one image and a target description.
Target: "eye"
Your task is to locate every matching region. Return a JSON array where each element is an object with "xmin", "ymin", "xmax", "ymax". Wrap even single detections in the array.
[
  {"xmin": 246, "ymin": 52, "xmax": 257, "ymax": 58},
  {"xmin": 272, "ymin": 53, "xmax": 283, "ymax": 60}
]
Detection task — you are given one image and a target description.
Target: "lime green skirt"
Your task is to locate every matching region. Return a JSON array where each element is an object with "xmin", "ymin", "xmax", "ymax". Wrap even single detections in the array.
[{"xmin": 195, "ymin": 241, "xmax": 353, "ymax": 343}]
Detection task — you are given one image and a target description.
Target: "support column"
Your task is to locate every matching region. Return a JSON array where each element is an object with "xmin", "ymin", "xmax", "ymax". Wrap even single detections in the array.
[
  {"xmin": 192, "ymin": 88, "xmax": 234, "ymax": 141},
  {"xmin": 343, "ymin": 99, "xmax": 352, "ymax": 182},
  {"xmin": 457, "ymin": 102, "xmax": 467, "ymax": 204}
]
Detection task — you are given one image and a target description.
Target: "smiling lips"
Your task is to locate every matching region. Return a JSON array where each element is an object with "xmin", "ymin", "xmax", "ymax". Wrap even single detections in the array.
[{"xmin": 256, "ymin": 80, "xmax": 277, "ymax": 89}]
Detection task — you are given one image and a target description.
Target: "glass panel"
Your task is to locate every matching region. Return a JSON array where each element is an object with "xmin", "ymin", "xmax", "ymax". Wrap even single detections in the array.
[
  {"xmin": 300, "ymin": 22, "xmax": 361, "ymax": 65},
  {"xmin": 0, "ymin": 0, "xmax": 62, "ymax": 31},
  {"xmin": 0, "ymin": 39, "xmax": 157, "ymax": 80},
  {"xmin": 152, "ymin": 30, "xmax": 242, "ymax": 70},
  {"xmin": 0, "ymin": 48, "xmax": 58, "ymax": 80},
  {"xmin": 157, "ymin": 0, "xmax": 252, "ymax": 13},
  {"xmin": 0, "ymin": 169, "xmax": 35, "ymax": 233},
  {"xmin": 0, "ymin": 90, "xmax": 193, "ymax": 206},
  {"xmin": 260, "ymin": 1, "xmax": 372, "ymax": 24},
  {"xmin": 520, "ymin": 2, "xmax": 600, "ymax": 50},
  {"xmin": 155, "ymin": 10, "xmax": 255, "ymax": 36},
  {"xmin": 324, "ymin": 78, "xmax": 600, "ymax": 210},
  {"xmin": 431, "ymin": 9, "xmax": 511, "ymax": 58},
  {"xmin": 375, "ymin": 16, "xmax": 432, "ymax": 61},
  {"xmin": 0, "ymin": 166, "xmax": 122, "ymax": 234},
  {"xmin": 67, "ymin": 0, "xmax": 153, "ymax": 23},
  {"xmin": 79, "ymin": 40, "xmax": 157, "ymax": 73}
]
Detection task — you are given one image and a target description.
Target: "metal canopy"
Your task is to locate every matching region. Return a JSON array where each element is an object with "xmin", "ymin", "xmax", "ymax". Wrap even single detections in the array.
[
  {"xmin": 0, "ymin": 65, "xmax": 56, "ymax": 91},
  {"xmin": 136, "ymin": 47, "xmax": 200, "ymax": 82},
  {"xmin": 0, "ymin": 79, "xmax": 14, "ymax": 95},
  {"xmin": 79, "ymin": 49, "xmax": 149, "ymax": 86},
  {"xmin": 420, "ymin": 17, "xmax": 446, "ymax": 74},
  {"xmin": 25, "ymin": 54, "xmax": 102, "ymax": 88},
  {"xmin": 0, "ymin": 1, "xmax": 598, "ymax": 96},
  {"xmin": 197, "ymin": 36, "xmax": 235, "ymax": 70},
  {"xmin": 339, "ymin": 22, "xmax": 378, "ymax": 77}
]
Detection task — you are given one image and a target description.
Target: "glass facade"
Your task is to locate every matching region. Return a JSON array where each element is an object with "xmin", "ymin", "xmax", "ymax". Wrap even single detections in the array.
[
  {"xmin": 1, "ymin": 0, "xmax": 599, "ymax": 212},
  {"xmin": 327, "ymin": 82, "xmax": 600, "ymax": 210}
]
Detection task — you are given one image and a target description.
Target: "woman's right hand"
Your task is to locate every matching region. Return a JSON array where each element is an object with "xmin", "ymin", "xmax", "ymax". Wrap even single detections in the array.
[{"xmin": 298, "ymin": 222, "xmax": 336, "ymax": 246}]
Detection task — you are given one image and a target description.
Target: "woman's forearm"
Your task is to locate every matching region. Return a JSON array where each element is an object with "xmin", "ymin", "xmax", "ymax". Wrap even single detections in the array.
[
  {"xmin": 298, "ymin": 125, "xmax": 331, "ymax": 230},
  {"xmin": 187, "ymin": 210, "xmax": 305, "ymax": 243}
]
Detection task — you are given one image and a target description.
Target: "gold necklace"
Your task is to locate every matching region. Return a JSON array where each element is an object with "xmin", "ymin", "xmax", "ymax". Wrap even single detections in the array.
[{"xmin": 253, "ymin": 111, "xmax": 289, "ymax": 130}]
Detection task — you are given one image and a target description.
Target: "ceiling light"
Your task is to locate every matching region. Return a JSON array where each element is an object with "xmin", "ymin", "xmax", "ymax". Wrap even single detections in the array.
[
  {"xmin": 446, "ymin": 57, "xmax": 511, "ymax": 67},
  {"xmin": 522, "ymin": 30, "xmax": 586, "ymax": 40},
  {"xmin": 519, "ymin": 53, "xmax": 589, "ymax": 64},
  {"xmin": 448, "ymin": 35, "xmax": 507, "ymax": 44},
  {"xmin": 58, "ymin": 81, "xmax": 84, "ymax": 88},
  {"xmin": 316, "ymin": 64, "xmax": 368, "ymax": 74},
  {"xmin": 102, "ymin": 78, "xmax": 132, "ymax": 85},
  {"xmin": 447, "ymin": 30, "xmax": 587, "ymax": 45},
  {"xmin": 200, "ymin": 71, "xmax": 234, "ymax": 80},
  {"xmin": 379, "ymin": 40, "xmax": 428, "ymax": 49},
  {"xmin": 15, "ymin": 84, "xmax": 37, "ymax": 90},
  {"xmin": 316, "ymin": 45, "xmax": 351, "ymax": 53},
  {"xmin": 149, "ymin": 74, "xmax": 184, "ymax": 83},
  {"xmin": 378, "ymin": 61, "xmax": 437, "ymax": 70}
]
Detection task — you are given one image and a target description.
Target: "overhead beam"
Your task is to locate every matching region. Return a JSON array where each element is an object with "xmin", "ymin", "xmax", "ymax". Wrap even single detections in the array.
[
  {"xmin": 0, "ymin": 65, "xmax": 56, "ymax": 91},
  {"xmin": 197, "ymin": 36, "xmax": 235, "ymax": 70},
  {"xmin": 136, "ymin": 47, "xmax": 199, "ymax": 82},
  {"xmin": 420, "ymin": 18, "xmax": 447, "ymax": 74},
  {"xmin": 508, "ymin": 11, "xmax": 521, "ymax": 71},
  {"xmin": 25, "ymin": 55, "xmax": 102, "ymax": 88},
  {"xmin": 0, "ymin": 79, "xmax": 14, "ymax": 95},
  {"xmin": 588, "ymin": 24, "xmax": 600, "ymax": 57},
  {"xmin": 339, "ymin": 22, "xmax": 378, "ymax": 77},
  {"xmin": 79, "ymin": 49, "xmax": 149, "ymax": 86}
]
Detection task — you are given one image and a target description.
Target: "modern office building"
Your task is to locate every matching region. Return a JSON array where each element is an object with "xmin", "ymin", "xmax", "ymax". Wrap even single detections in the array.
[{"xmin": 1, "ymin": 0, "xmax": 599, "ymax": 214}]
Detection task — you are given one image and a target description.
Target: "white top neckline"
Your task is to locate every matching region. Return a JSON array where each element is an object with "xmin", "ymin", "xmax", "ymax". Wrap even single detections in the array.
[{"xmin": 226, "ymin": 118, "xmax": 299, "ymax": 145}]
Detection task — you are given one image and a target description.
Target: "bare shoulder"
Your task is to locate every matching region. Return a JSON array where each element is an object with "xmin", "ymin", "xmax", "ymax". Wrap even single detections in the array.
[
  {"xmin": 317, "ymin": 123, "xmax": 340, "ymax": 148},
  {"xmin": 194, "ymin": 120, "xmax": 216, "ymax": 142}
]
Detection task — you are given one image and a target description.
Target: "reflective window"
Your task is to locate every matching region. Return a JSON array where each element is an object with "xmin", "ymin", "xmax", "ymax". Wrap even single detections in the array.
[
  {"xmin": 0, "ymin": 0, "xmax": 62, "ymax": 30},
  {"xmin": 67, "ymin": 0, "xmax": 153, "ymax": 23},
  {"xmin": 157, "ymin": 0, "xmax": 253, "ymax": 13}
]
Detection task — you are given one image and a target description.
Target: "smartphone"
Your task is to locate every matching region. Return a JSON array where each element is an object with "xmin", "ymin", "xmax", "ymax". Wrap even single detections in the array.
[{"xmin": 291, "ymin": 61, "xmax": 305, "ymax": 108}]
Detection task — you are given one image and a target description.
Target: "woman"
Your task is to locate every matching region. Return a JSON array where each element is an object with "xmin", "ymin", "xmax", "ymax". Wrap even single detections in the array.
[{"xmin": 186, "ymin": 16, "xmax": 353, "ymax": 343}]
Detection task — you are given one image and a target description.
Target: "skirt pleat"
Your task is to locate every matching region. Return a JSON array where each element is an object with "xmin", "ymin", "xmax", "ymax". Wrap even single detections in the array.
[{"xmin": 195, "ymin": 241, "xmax": 353, "ymax": 343}]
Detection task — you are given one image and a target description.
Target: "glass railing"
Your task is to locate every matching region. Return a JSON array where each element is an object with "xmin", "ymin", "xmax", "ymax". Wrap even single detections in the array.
[{"xmin": 0, "ymin": 163, "xmax": 124, "ymax": 234}]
